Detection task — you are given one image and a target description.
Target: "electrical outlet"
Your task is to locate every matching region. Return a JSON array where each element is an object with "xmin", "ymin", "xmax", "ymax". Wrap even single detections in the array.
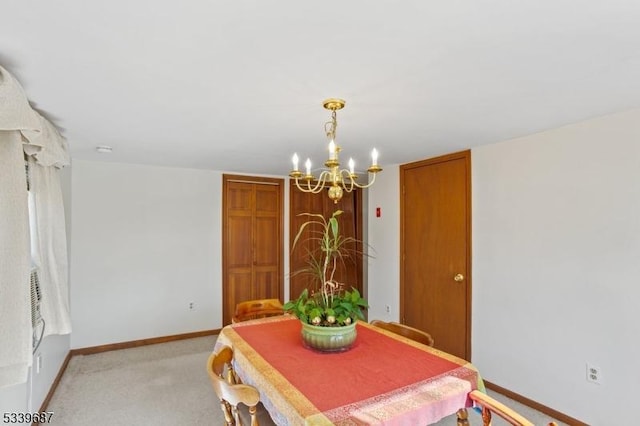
[
  {"xmin": 189, "ymin": 302, "xmax": 195, "ymax": 310},
  {"xmin": 36, "ymin": 354, "xmax": 42, "ymax": 374},
  {"xmin": 586, "ymin": 363, "xmax": 601, "ymax": 384},
  {"xmin": 385, "ymin": 305, "xmax": 390, "ymax": 313}
]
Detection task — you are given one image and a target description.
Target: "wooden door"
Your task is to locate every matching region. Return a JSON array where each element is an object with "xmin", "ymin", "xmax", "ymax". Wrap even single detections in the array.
[
  {"xmin": 289, "ymin": 183, "xmax": 363, "ymax": 301},
  {"xmin": 400, "ymin": 150, "xmax": 471, "ymax": 360},
  {"xmin": 223, "ymin": 175, "xmax": 283, "ymax": 325}
]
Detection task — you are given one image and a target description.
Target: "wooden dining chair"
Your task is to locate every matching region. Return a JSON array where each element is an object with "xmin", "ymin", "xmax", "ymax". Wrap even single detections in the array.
[
  {"xmin": 468, "ymin": 390, "xmax": 558, "ymax": 426},
  {"xmin": 232, "ymin": 298, "xmax": 285, "ymax": 323},
  {"xmin": 207, "ymin": 346, "xmax": 276, "ymax": 426},
  {"xmin": 370, "ymin": 320, "xmax": 435, "ymax": 347}
]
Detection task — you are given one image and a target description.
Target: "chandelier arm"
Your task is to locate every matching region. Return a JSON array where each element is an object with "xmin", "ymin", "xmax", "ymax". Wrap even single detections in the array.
[
  {"xmin": 350, "ymin": 180, "xmax": 367, "ymax": 189},
  {"xmin": 363, "ymin": 170, "xmax": 377, "ymax": 188},
  {"xmin": 338, "ymin": 169, "xmax": 356, "ymax": 193},
  {"xmin": 316, "ymin": 170, "xmax": 331, "ymax": 189},
  {"xmin": 348, "ymin": 170, "xmax": 377, "ymax": 189},
  {"xmin": 293, "ymin": 171, "xmax": 330, "ymax": 194}
]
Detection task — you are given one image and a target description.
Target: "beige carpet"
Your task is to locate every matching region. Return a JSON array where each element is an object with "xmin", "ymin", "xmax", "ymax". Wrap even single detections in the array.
[
  {"xmin": 47, "ymin": 336, "xmax": 565, "ymax": 425},
  {"xmin": 47, "ymin": 336, "xmax": 222, "ymax": 425}
]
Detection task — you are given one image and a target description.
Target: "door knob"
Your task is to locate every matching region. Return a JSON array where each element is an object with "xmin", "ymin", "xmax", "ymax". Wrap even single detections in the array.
[{"xmin": 454, "ymin": 273, "xmax": 465, "ymax": 282}]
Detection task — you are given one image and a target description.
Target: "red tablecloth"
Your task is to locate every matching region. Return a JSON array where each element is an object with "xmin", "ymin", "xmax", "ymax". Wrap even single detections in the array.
[{"xmin": 216, "ymin": 316, "xmax": 481, "ymax": 425}]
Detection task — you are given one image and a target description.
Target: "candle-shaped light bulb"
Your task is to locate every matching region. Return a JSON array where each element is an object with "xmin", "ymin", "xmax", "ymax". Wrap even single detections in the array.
[
  {"xmin": 349, "ymin": 158, "xmax": 355, "ymax": 174},
  {"xmin": 292, "ymin": 153, "xmax": 299, "ymax": 171},
  {"xmin": 305, "ymin": 158, "xmax": 312, "ymax": 175},
  {"xmin": 371, "ymin": 148, "xmax": 379, "ymax": 166},
  {"xmin": 328, "ymin": 140, "xmax": 336, "ymax": 160}
]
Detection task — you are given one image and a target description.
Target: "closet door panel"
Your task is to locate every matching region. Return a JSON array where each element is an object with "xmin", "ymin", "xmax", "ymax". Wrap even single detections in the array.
[
  {"xmin": 227, "ymin": 216, "xmax": 252, "ymax": 268},
  {"xmin": 254, "ymin": 268, "xmax": 279, "ymax": 300},
  {"xmin": 256, "ymin": 185, "xmax": 279, "ymax": 212},
  {"xmin": 227, "ymin": 271, "xmax": 253, "ymax": 324},
  {"xmin": 255, "ymin": 216, "xmax": 279, "ymax": 266},
  {"xmin": 227, "ymin": 182, "xmax": 253, "ymax": 211}
]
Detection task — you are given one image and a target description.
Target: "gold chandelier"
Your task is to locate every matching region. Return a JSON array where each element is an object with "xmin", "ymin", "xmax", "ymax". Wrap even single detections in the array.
[{"xmin": 289, "ymin": 98, "xmax": 382, "ymax": 203}]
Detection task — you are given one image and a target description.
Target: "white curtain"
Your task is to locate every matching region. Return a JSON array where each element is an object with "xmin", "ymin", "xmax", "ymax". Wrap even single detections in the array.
[
  {"xmin": 0, "ymin": 130, "xmax": 32, "ymax": 388},
  {"xmin": 28, "ymin": 116, "xmax": 71, "ymax": 336},
  {"xmin": 0, "ymin": 65, "xmax": 70, "ymax": 387},
  {"xmin": 0, "ymin": 65, "xmax": 40, "ymax": 387}
]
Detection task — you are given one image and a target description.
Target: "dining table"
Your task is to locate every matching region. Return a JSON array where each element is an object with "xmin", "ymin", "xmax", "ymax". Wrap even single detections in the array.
[{"xmin": 214, "ymin": 315, "xmax": 483, "ymax": 426}]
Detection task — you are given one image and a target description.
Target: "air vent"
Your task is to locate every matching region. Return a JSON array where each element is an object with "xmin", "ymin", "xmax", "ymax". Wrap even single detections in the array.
[{"xmin": 30, "ymin": 267, "xmax": 45, "ymax": 353}]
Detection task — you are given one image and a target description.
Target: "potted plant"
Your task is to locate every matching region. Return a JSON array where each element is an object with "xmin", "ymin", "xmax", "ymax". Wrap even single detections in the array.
[{"xmin": 284, "ymin": 210, "xmax": 369, "ymax": 352}]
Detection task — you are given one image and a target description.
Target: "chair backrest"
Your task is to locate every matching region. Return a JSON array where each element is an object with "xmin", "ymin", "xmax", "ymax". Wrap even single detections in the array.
[
  {"xmin": 232, "ymin": 298, "xmax": 285, "ymax": 323},
  {"xmin": 468, "ymin": 390, "xmax": 558, "ymax": 426},
  {"xmin": 370, "ymin": 320, "xmax": 435, "ymax": 347},
  {"xmin": 207, "ymin": 347, "xmax": 262, "ymax": 425},
  {"xmin": 210, "ymin": 345, "xmax": 238, "ymax": 385}
]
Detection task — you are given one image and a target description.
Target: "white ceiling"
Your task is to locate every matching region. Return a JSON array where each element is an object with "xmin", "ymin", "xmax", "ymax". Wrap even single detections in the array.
[{"xmin": 3, "ymin": 1, "xmax": 640, "ymax": 176}]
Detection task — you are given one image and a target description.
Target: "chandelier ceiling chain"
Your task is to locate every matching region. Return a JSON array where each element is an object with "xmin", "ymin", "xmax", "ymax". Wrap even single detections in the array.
[{"xmin": 289, "ymin": 98, "xmax": 382, "ymax": 203}]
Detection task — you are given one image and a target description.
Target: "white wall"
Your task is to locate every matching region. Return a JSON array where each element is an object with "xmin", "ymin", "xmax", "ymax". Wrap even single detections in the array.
[
  {"xmin": 0, "ymin": 382, "xmax": 27, "ymax": 414},
  {"xmin": 70, "ymin": 160, "xmax": 222, "ymax": 348},
  {"xmin": 472, "ymin": 109, "xmax": 640, "ymax": 425},
  {"xmin": 367, "ymin": 165, "xmax": 401, "ymax": 322},
  {"xmin": 368, "ymin": 109, "xmax": 640, "ymax": 425},
  {"xmin": 30, "ymin": 334, "xmax": 69, "ymax": 409}
]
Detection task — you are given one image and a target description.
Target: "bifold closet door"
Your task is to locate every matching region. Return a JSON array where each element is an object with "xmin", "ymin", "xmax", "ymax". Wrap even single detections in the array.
[{"xmin": 223, "ymin": 175, "xmax": 283, "ymax": 325}]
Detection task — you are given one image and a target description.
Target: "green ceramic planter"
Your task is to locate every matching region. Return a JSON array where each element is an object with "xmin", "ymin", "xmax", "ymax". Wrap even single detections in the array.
[{"xmin": 300, "ymin": 321, "xmax": 357, "ymax": 352}]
